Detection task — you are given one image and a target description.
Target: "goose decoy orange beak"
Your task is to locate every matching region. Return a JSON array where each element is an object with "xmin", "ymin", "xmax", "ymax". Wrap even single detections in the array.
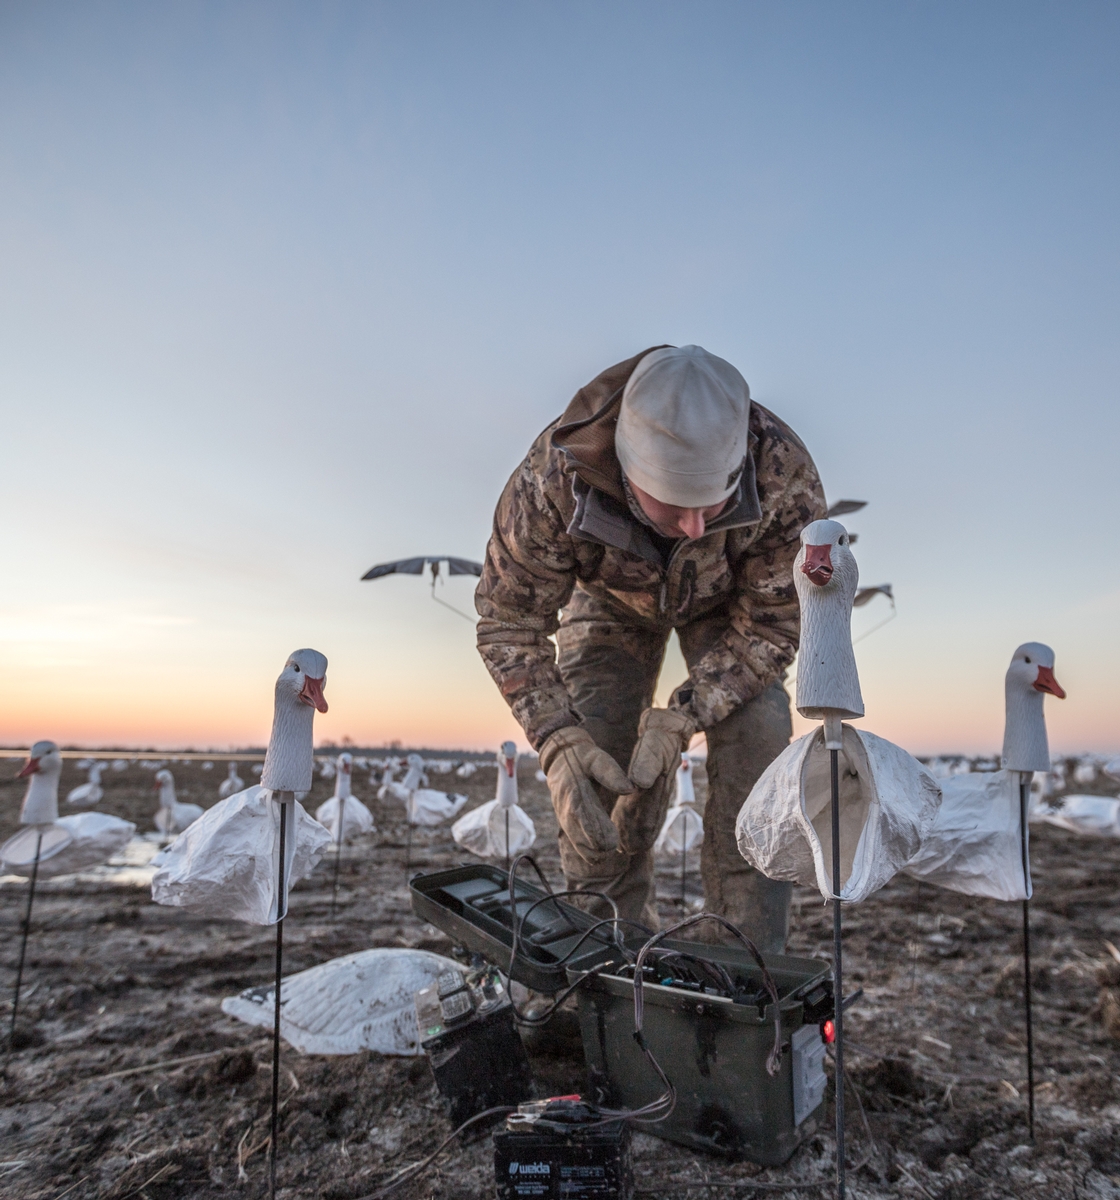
[
  {"xmin": 299, "ymin": 674, "xmax": 329, "ymax": 713},
  {"xmin": 801, "ymin": 544, "xmax": 834, "ymax": 586},
  {"xmin": 16, "ymin": 757, "xmax": 40, "ymax": 778},
  {"xmin": 1033, "ymin": 665, "xmax": 1066, "ymax": 699}
]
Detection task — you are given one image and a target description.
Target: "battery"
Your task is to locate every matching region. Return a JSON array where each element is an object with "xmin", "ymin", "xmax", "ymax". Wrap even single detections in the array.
[
  {"xmin": 415, "ymin": 964, "xmax": 533, "ymax": 1126},
  {"xmin": 493, "ymin": 1100, "xmax": 633, "ymax": 1200}
]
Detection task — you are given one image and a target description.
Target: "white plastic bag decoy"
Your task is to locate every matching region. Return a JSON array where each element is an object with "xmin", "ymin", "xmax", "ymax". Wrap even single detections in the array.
[
  {"xmin": 151, "ymin": 785, "xmax": 331, "ymax": 923},
  {"xmin": 221, "ymin": 948, "xmax": 463, "ymax": 1055},
  {"xmin": 452, "ymin": 742, "xmax": 535, "ymax": 858},
  {"xmin": 904, "ymin": 772, "xmax": 1032, "ymax": 901},
  {"xmin": 408, "ymin": 788, "xmax": 469, "ymax": 827},
  {"xmin": 1031, "ymin": 793, "xmax": 1120, "ymax": 839},
  {"xmin": 737, "ymin": 724, "xmax": 940, "ymax": 902},
  {"xmin": 655, "ymin": 755, "xmax": 704, "ymax": 855}
]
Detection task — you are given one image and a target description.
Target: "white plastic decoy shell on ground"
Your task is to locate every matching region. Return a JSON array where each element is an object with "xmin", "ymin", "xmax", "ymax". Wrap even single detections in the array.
[
  {"xmin": 151, "ymin": 785, "xmax": 331, "ymax": 924},
  {"xmin": 736, "ymin": 724, "xmax": 940, "ymax": 903},
  {"xmin": 904, "ymin": 771, "xmax": 1032, "ymax": 901},
  {"xmin": 1031, "ymin": 793, "xmax": 1120, "ymax": 839},
  {"xmin": 220, "ymin": 948, "xmax": 463, "ymax": 1055}
]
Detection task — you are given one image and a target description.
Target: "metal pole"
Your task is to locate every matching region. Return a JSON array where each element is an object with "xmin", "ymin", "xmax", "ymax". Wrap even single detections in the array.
[
  {"xmin": 405, "ymin": 819, "xmax": 413, "ymax": 878},
  {"xmin": 1019, "ymin": 776, "xmax": 1035, "ymax": 1141},
  {"xmin": 329, "ymin": 816, "xmax": 342, "ymax": 920},
  {"xmin": 270, "ymin": 798, "xmax": 289, "ymax": 1199},
  {"xmin": 8, "ymin": 832, "xmax": 42, "ymax": 1051},
  {"xmin": 505, "ymin": 808, "xmax": 511, "ymax": 871},
  {"xmin": 680, "ymin": 840, "xmax": 687, "ymax": 907},
  {"xmin": 831, "ymin": 746, "xmax": 845, "ymax": 1200}
]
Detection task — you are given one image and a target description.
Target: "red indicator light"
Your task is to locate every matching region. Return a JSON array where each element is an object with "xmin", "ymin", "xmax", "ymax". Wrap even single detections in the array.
[{"xmin": 822, "ymin": 1019, "xmax": 836, "ymax": 1044}]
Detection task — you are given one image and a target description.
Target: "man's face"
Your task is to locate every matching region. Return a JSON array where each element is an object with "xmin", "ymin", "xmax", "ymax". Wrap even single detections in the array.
[{"xmin": 629, "ymin": 481, "xmax": 730, "ymax": 541}]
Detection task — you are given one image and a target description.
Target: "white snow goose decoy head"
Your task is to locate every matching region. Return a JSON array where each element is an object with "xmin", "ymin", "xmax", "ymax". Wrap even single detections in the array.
[
  {"xmin": 1002, "ymin": 642, "xmax": 1065, "ymax": 775},
  {"xmin": 792, "ymin": 519, "xmax": 864, "ymax": 721},
  {"xmin": 496, "ymin": 741, "xmax": 518, "ymax": 807},
  {"xmin": 261, "ymin": 649, "xmax": 329, "ymax": 794}
]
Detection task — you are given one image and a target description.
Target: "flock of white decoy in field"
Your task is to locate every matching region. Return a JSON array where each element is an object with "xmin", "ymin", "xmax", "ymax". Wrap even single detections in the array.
[{"xmin": 4, "ymin": 518, "xmax": 1120, "ymax": 1196}]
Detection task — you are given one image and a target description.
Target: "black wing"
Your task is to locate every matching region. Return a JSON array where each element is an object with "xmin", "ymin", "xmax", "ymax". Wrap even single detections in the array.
[
  {"xmin": 826, "ymin": 499, "xmax": 868, "ymax": 518},
  {"xmin": 361, "ymin": 557, "xmax": 428, "ymax": 580}
]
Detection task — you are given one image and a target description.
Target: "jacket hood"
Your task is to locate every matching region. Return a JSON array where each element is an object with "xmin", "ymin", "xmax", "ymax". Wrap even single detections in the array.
[{"xmin": 551, "ymin": 346, "xmax": 670, "ymax": 502}]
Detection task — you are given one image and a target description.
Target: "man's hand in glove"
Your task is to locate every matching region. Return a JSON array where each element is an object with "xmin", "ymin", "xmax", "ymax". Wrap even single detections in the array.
[
  {"xmin": 538, "ymin": 727, "xmax": 633, "ymax": 865},
  {"xmin": 627, "ymin": 707, "xmax": 698, "ymax": 791}
]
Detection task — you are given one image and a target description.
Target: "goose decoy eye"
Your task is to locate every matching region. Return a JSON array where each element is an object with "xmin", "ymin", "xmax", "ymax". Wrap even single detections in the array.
[
  {"xmin": 294, "ymin": 665, "xmax": 301, "ymax": 672},
  {"xmin": 1024, "ymin": 656, "xmax": 1031, "ymax": 664}
]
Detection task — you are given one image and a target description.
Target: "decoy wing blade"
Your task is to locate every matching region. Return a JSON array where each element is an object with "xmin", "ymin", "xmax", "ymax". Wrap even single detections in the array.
[
  {"xmin": 826, "ymin": 499, "xmax": 868, "ymax": 518},
  {"xmin": 361, "ymin": 556, "xmax": 427, "ymax": 580},
  {"xmin": 446, "ymin": 557, "xmax": 484, "ymax": 577}
]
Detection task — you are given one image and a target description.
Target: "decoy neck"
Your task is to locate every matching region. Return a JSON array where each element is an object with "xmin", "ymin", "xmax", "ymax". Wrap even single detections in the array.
[
  {"xmin": 154, "ymin": 769, "xmax": 177, "ymax": 808},
  {"xmin": 333, "ymin": 752, "xmax": 353, "ymax": 800},
  {"xmin": 1002, "ymin": 642, "xmax": 1065, "ymax": 775},
  {"xmin": 496, "ymin": 741, "xmax": 518, "ymax": 808},
  {"xmin": 792, "ymin": 519, "xmax": 864, "ymax": 721},
  {"xmin": 18, "ymin": 740, "xmax": 62, "ymax": 825},
  {"xmin": 261, "ymin": 649, "xmax": 329, "ymax": 794}
]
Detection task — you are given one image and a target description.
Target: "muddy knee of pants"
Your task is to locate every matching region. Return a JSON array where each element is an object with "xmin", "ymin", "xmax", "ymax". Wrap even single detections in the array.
[
  {"xmin": 700, "ymin": 681, "xmax": 794, "ymax": 955},
  {"xmin": 558, "ymin": 833, "xmax": 660, "ymax": 931}
]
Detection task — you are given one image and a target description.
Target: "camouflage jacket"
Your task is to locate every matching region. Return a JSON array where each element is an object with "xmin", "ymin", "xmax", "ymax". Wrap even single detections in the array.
[{"xmin": 475, "ymin": 347, "xmax": 826, "ymax": 749}]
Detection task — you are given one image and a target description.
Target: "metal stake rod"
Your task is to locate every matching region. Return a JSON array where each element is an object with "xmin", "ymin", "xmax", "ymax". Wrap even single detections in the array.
[
  {"xmin": 830, "ymin": 744, "xmax": 846, "ymax": 1200},
  {"xmin": 270, "ymin": 797, "xmax": 290, "ymax": 1200},
  {"xmin": 405, "ymin": 819, "xmax": 413, "ymax": 878},
  {"xmin": 680, "ymin": 841, "xmax": 687, "ymax": 907},
  {"xmin": 1019, "ymin": 776, "xmax": 1035, "ymax": 1141},
  {"xmin": 8, "ymin": 832, "xmax": 42, "ymax": 1051},
  {"xmin": 329, "ymin": 819, "xmax": 342, "ymax": 920},
  {"xmin": 505, "ymin": 808, "xmax": 511, "ymax": 871}
]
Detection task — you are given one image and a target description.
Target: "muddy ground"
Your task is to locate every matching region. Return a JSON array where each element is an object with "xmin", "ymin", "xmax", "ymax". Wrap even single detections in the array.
[{"xmin": 1, "ymin": 754, "xmax": 1119, "ymax": 1199}]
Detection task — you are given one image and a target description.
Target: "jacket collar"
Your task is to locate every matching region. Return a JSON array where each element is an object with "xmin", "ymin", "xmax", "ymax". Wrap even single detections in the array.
[{"xmin": 567, "ymin": 453, "xmax": 762, "ymax": 566}]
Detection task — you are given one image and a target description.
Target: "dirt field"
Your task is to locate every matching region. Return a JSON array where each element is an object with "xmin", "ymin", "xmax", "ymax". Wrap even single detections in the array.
[{"xmin": 1, "ymin": 754, "xmax": 1119, "ymax": 1199}]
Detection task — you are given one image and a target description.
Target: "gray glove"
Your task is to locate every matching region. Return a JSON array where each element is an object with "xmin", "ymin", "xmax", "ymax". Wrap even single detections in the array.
[
  {"xmin": 627, "ymin": 707, "xmax": 698, "ymax": 790},
  {"xmin": 538, "ymin": 727, "xmax": 633, "ymax": 864}
]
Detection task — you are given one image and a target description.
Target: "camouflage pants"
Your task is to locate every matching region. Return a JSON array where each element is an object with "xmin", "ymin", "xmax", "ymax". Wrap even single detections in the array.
[{"xmin": 556, "ymin": 588, "xmax": 794, "ymax": 953}]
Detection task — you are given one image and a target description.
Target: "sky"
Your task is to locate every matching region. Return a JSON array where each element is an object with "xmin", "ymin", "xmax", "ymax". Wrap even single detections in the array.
[{"xmin": 1, "ymin": 2, "xmax": 1117, "ymax": 755}]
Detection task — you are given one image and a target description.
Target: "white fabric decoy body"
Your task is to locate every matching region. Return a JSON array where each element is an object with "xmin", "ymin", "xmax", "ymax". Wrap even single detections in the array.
[
  {"xmin": 66, "ymin": 760, "xmax": 106, "ymax": 807},
  {"xmin": 218, "ymin": 762, "xmax": 244, "ymax": 798},
  {"xmin": 655, "ymin": 755, "xmax": 704, "ymax": 855},
  {"xmin": 452, "ymin": 741, "xmax": 536, "ymax": 858},
  {"xmin": 151, "ymin": 649, "xmax": 333, "ymax": 924},
  {"xmin": 1, "ymin": 741, "xmax": 136, "ymax": 877},
  {"xmin": 736, "ymin": 520, "xmax": 940, "ymax": 903},
  {"xmin": 383, "ymin": 753, "xmax": 467, "ymax": 825},
  {"xmin": 221, "ymin": 948, "xmax": 463, "ymax": 1055},
  {"xmin": 153, "ymin": 769, "xmax": 204, "ymax": 835},
  {"xmin": 315, "ymin": 751, "xmax": 374, "ymax": 842},
  {"xmin": 905, "ymin": 644, "xmax": 1066, "ymax": 900},
  {"xmin": 1031, "ymin": 793, "xmax": 1120, "ymax": 838}
]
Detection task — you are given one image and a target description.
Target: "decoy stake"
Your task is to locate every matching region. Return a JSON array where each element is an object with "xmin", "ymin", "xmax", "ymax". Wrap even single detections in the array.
[
  {"xmin": 8, "ymin": 831, "xmax": 42, "ymax": 1053},
  {"xmin": 825, "ymin": 713, "xmax": 846, "ymax": 1200},
  {"xmin": 271, "ymin": 791, "xmax": 293, "ymax": 1199},
  {"xmin": 1019, "ymin": 773, "xmax": 1035, "ymax": 1140}
]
